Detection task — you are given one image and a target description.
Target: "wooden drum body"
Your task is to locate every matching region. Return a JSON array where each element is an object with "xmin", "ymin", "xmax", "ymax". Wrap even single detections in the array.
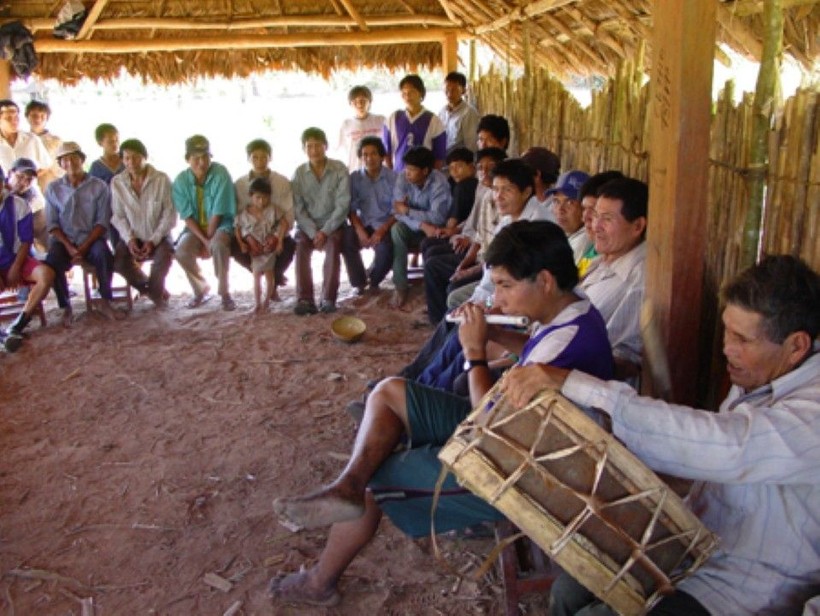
[{"xmin": 438, "ymin": 385, "xmax": 718, "ymax": 616}]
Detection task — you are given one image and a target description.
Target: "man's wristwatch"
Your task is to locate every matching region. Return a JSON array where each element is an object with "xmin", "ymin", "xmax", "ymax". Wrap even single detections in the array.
[{"xmin": 463, "ymin": 358, "xmax": 489, "ymax": 372}]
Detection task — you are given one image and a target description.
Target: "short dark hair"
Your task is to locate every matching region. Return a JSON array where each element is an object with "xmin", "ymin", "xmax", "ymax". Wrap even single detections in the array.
[
  {"xmin": 94, "ymin": 123, "xmax": 118, "ymax": 144},
  {"xmin": 485, "ymin": 221, "xmax": 578, "ymax": 291},
  {"xmin": 475, "ymin": 147, "xmax": 507, "ymax": 165},
  {"xmin": 722, "ymin": 255, "xmax": 819, "ymax": 343},
  {"xmin": 357, "ymin": 136, "xmax": 385, "ymax": 158},
  {"xmin": 444, "ymin": 71, "xmax": 467, "ymax": 88},
  {"xmin": 445, "ymin": 146, "xmax": 474, "ymax": 165},
  {"xmin": 477, "ymin": 114, "xmax": 510, "ymax": 145},
  {"xmin": 402, "ymin": 146, "xmax": 434, "ymax": 171},
  {"xmin": 399, "ymin": 74, "xmax": 426, "ymax": 99},
  {"xmin": 0, "ymin": 99, "xmax": 19, "ymax": 112},
  {"xmin": 348, "ymin": 85, "xmax": 373, "ymax": 102},
  {"xmin": 597, "ymin": 177, "xmax": 648, "ymax": 223},
  {"xmin": 25, "ymin": 100, "xmax": 51, "ymax": 117},
  {"xmin": 490, "ymin": 158, "xmax": 535, "ymax": 194},
  {"xmin": 119, "ymin": 138, "xmax": 148, "ymax": 158},
  {"xmin": 246, "ymin": 138, "xmax": 272, "ymax": 157},
  {"xmin": 301, "ymin": 127, "xmax": 328, "ymax": 146},
  {"xmin": 249, "ymin": 177, "xmax": 272, "ymax": 196},
  {"xmin": 579, "ymin": 170, "xmax": 625, "ymax": 201}
]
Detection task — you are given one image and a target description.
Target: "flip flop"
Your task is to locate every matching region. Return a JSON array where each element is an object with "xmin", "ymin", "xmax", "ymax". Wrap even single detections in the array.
[{"xmin": 186, "ymin": 293, "xmax": 213, "ymax": 309}]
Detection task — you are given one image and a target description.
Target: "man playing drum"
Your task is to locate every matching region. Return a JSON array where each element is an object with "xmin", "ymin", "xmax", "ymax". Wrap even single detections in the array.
[
  {"xmin": 500, "ymin": 254, "xmax": 819, "ymax": 616},
  {"xmin": 269, "ymin": 220, "xmax": 614, "ymax": 607}
]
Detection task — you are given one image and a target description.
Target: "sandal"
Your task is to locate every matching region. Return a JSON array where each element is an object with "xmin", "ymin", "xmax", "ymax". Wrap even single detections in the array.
[{"xmin": 186, "ymin": 293, "xmax": 213, "ymax": 309}]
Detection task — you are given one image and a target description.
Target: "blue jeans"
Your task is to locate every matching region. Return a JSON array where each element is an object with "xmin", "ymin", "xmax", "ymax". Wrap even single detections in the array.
[{"xmin": 46, "ymin": 238, "xmax": 114, "ymax": 308}]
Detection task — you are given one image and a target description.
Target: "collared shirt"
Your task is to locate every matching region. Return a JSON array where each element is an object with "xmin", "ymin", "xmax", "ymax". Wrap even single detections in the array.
[
  {"xmin": 567, "ymin": 226, "xmax": 592, "ymax": 265},
  {"xmin": 235, "ymin": 170, "xmax": 294, "ymax": 228},
  {"xmin": 438, "ymin": 100, "xmax": 480, "ymax": 153},
  {"xmin": 469, "ymin": 200, "xmax": 553, "ymax": 305},
  {"xmin": 579, "ymin": 241, "xmax": 646, "ymax": 363},
  {"xmin": 110, "ymin": 164, "xmax": 177, "ymax": 245},
  {"xmin": 45, "ymin": 174, "xmax": 111, "ymax": 245},
  {"xmin": 460, "ymin": 183, "xmax": 492, "ymax": 243},
  {"xmin": 172, "ymin": 162, "xmax": 235, "ymax": 233},
  {"xmin": 337, "ymin": 114, "xmax": 386, "ymax": 172},
  {"xmin": 0, "ymin": 191, "xmax": 32, "ymax": 269},
  {"xmin": 392, "ymin": 169, "xmax": 451, "ymax": 231},
  {"xmin": 562, "ymin": 346, "xmax": 820, "ymax": 616},
  {"xmin": 528, "ymin": 194, "xmax": 557, "ymax": 224},
  {"xmin": 349, "ymin": 166, "xmax": 397, "ymax": 229},
  {"xmin": 0, "ymin": 131, "xmax": 52, "ymax": 176},
  {"xmin": 291, "ymin": 157, "xmax": 350, "ymax": 238},
  {"xmin": 383, "ymin": 108, "xmax": 447, "ymax": 171}
]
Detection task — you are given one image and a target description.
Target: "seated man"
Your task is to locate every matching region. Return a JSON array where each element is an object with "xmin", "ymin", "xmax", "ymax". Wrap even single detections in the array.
[
  {"xmin": 110, "ymin": 139, "xmax": 177, "ymax": 308},
  {"xmin": 343, "ymin": 136, "xmax": 397, "ymax": 295},
  {"xmin": 547, "ymin": 170, "xmax": 591, "ymax": 263},
  {"xmin": 7, "ymin": 157, "xmax": 48, "ymax": 252},
  {"xmin": 576, "ymin": 171, "xmax": 625, "ymax": 278},
  {"xmin": 172, "ymin": 135, "xmax": 237, "ymax": 311},
  {"xmin": 234, "ymin": 138, "xmax": 295, "ymax": 287},
  {"xmin": 44, "ymin": 141, "xmax": 124, "ymax": 325},
  {"xmin": 291, "ymin": 127, "xmax": 350, "ymax": 315},
  {"xmin": 270, "ymin": 220, "xmax": 614, "ymax": 607},
  {"xmin": 500, "ymin": 254, "xmax": 819, "ymax": 616},
  {"xmin": 0, "ymin": 167, "xmax": 55, "ymax": 351},
  {"xmin": 389, "ymin": 145, "xmax": 451, "ymax": 308}
]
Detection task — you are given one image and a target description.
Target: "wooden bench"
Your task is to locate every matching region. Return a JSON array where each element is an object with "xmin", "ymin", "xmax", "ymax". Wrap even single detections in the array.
[
  {"xmin": 0, "ymin": 288, "xmax": 47, "ymax": 328},
  {"xmin": 495, "ymin": 519, "xmax": 559, "ymax": 615},
  {"xmin": 80, "ymin": 263, "xmax": 133, "ymax": 313}
]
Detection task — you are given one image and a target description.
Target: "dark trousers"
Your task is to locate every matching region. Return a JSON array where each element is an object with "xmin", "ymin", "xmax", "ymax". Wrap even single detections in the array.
[
  {"xmin": 45, "ymin": 238, "xmax": 114, "ymax": 308},
  {"xmin": 295, "ymin": 228, "xmax": 343, "ymax": 304},
  {"xmin": 342, "ymin": 224, "xmax": 394, "ymax": 289},
  {"xmin": 398, "ymin": 318, "xmax": 456, "ymax": 380},
  {"xmin": 113, "ymin": 237, "xmax": 174, "ymax": 301},
  {"xmin": 232, "ymin": 233, "xmax": 295, "ymax": 285}
]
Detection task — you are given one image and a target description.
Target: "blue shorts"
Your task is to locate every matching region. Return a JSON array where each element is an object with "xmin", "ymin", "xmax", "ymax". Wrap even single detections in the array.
[{"xmin": 369, "ymin": 380, "xmax": 506, "ymax": 537}]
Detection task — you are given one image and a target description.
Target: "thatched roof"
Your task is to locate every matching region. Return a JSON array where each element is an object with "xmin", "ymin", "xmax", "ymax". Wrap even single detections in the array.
[{"xmin": 5, "ymin": 0, "xmax": 819, "ymax": 84}]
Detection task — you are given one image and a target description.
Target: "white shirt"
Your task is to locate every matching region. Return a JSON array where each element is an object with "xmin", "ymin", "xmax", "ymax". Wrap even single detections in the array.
[
  {"xmin": 579, "ymin": 242, "xmax": 646, "ymax": 363},
  {"xmin": 336, "ymin": 114, "xmax": 386, "ymax": 172},
  {"xmin": 567, "ymin": 227, "xmax": 592, "ymax": 264},
  {"xmin": 562, "ymin": 347, "xmax": 820, "ymax": 616},
  {"xmin": 0, "ymin": 131, "xmax": 52, "ymax": 177},
  {"xmin": 110, "ymin": 165, "xmax": 177, "ymax": 245},
  {"xmin": 438, "ymin": 99, "xmax": 480, "ymax": 153}
]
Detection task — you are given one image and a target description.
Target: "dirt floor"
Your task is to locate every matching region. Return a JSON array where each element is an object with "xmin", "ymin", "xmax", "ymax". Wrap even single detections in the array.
[{"xmin": 0, "ymin": 266, "xmax": 549, "ymax": 616}]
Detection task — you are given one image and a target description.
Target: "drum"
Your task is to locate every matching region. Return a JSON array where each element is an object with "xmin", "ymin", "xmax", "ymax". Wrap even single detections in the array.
[{"xmin": 438, "ymin": 384, "xmax": 718, "ymax": 616}]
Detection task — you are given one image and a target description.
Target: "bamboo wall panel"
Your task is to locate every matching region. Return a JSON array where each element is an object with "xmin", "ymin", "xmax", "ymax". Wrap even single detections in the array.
[{"xmin": 475, "ymin": 70, "xmax": 818, "ymax": 405}]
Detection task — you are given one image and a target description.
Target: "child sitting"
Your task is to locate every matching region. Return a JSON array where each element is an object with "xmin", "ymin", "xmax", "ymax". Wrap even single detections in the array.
[{"xmin": 235, "ymin": 178, "xmax": 288, "ymax": 312}]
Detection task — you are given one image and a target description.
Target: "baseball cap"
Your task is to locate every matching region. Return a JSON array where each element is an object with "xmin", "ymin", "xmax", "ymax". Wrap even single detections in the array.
[
  {"xmin": 185, "ymin": 135, "xmax": 211, "ymax": 159},
  {"xmin": 546, "ymin": 170, "xmax": 591, "ymax": 202},
  {"xmin": 10, "ymin": 157, "xmax": 38, "ymax": 176}
]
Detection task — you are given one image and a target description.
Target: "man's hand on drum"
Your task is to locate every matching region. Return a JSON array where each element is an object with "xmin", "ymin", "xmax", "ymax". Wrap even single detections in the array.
[
  {"xmin": 500, "ymin": 364, "xmax": 571, "ymax": 409},
  {"xmin": 456, "ymin": 302, "xmax": 489, "ymax": 358}
]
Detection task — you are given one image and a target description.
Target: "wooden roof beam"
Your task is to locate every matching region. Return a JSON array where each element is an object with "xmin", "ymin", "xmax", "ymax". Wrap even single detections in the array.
[
  {"xmin": 726, "ymin": 0, "xmax": 819, "ymax": 17},
  {"xmin": 334, "ymin": 0, "xmax": 368, "ymax": 31},
  {"xmin": 33, "ymin": 28, "xmax": 461, "ymax": 53},
  {"xmin": 76, "ymin": 0, "xmax": 110, "ymax": 40},
  {"xmin": 473, "ymin": 0, "xmax": 577, "ymax": 35},
  {"xmin": 435, "ymin": 0, "xmax": 463, "ymax": 27},
  {"xmin": 17, "ymin": 14, "xmax": 458, "ymax": 33},
  {"xmin": 717, "ymin": 3, "xmax": 764, "ymax": 60}
]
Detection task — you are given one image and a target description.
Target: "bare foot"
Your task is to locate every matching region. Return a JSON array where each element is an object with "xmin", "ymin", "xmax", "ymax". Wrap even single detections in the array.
[
  {"xmin": 273, "ymin": 486, "xmax": 365, "ymax": 530},
  {"xmin": 270, "ymin": 289, "xmax": 281, "ymax": 302},
  {"xmin": 62, "ymin": 308, "xmax": 74, "ymax": 328},
  {"xmin": 97, "ymin": 300, "xmax": 126, "ymax": 321},
  {"xmin": 269, "ymin": 568, "xmax": 340, "ymax": 607}
]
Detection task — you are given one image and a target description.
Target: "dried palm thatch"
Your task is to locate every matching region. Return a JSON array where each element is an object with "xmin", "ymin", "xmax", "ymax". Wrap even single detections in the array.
[{"xmin": 4, "ymin": 0, "xmax": 819, "ymax": 85}]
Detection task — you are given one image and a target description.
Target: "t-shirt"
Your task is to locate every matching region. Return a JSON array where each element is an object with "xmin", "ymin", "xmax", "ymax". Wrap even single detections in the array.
[{"xmin": 337, "ymin": 114, "xmax": 386, "ymax": 172}]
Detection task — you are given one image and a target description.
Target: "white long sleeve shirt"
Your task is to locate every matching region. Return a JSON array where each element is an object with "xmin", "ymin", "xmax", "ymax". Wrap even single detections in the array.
[
  {"xmin": 110, "ymin": 165, "xmax": 177, "ymax": 245},
  {"xmin": 562, "ymin": 347, "xmax": 820, "ymax": 616}
]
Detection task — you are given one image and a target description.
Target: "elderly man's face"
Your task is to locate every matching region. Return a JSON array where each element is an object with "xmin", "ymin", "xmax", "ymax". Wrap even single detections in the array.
[
  {"xmin": 592, "ymin": 196, "xmax": 645, "ymax": 261},
  {"xmin": 722, "ymin": 304, "xmax": 798, "ymax": 391},
  {"xmin": 59, "ymin": 153, "xmax": 85, "ymax": 178},
  {"xmin": 0, "ymin": 106, "xmax": 20, "ymax": 134}
]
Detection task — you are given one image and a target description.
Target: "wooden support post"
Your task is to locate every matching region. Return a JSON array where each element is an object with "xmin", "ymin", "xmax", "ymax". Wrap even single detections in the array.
[
  {"xmin": 646, "ymin": 0, "xmax": 716, "ymax": 405},
  {"xmin": 442, "ymin": 32, "xmax": 458, "ymax": 73},
  {"xmin": 0, "ymin": 60, "xmax": 10, "ymax": 99}
]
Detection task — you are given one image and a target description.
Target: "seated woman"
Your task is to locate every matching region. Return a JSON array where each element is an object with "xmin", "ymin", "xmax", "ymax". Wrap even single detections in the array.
[{"xmin": 269, "ymin": 220, "xmax": 613, "ymax": 607}]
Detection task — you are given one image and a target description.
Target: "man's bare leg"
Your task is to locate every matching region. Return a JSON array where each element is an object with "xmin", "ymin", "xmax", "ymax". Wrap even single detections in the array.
[
  {"xmin": 273, "ymin": 378, "xmax": 408, "ymax": 529},
  {"xmin": 270, "ymin": 491, "xmax": 382, "ymax": 606}
]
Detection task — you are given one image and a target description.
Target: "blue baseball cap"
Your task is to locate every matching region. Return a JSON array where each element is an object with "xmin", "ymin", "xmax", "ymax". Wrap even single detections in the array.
[{"xmin": 546, "ymin": 170, "xmax": 590, "ymax": 201}]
